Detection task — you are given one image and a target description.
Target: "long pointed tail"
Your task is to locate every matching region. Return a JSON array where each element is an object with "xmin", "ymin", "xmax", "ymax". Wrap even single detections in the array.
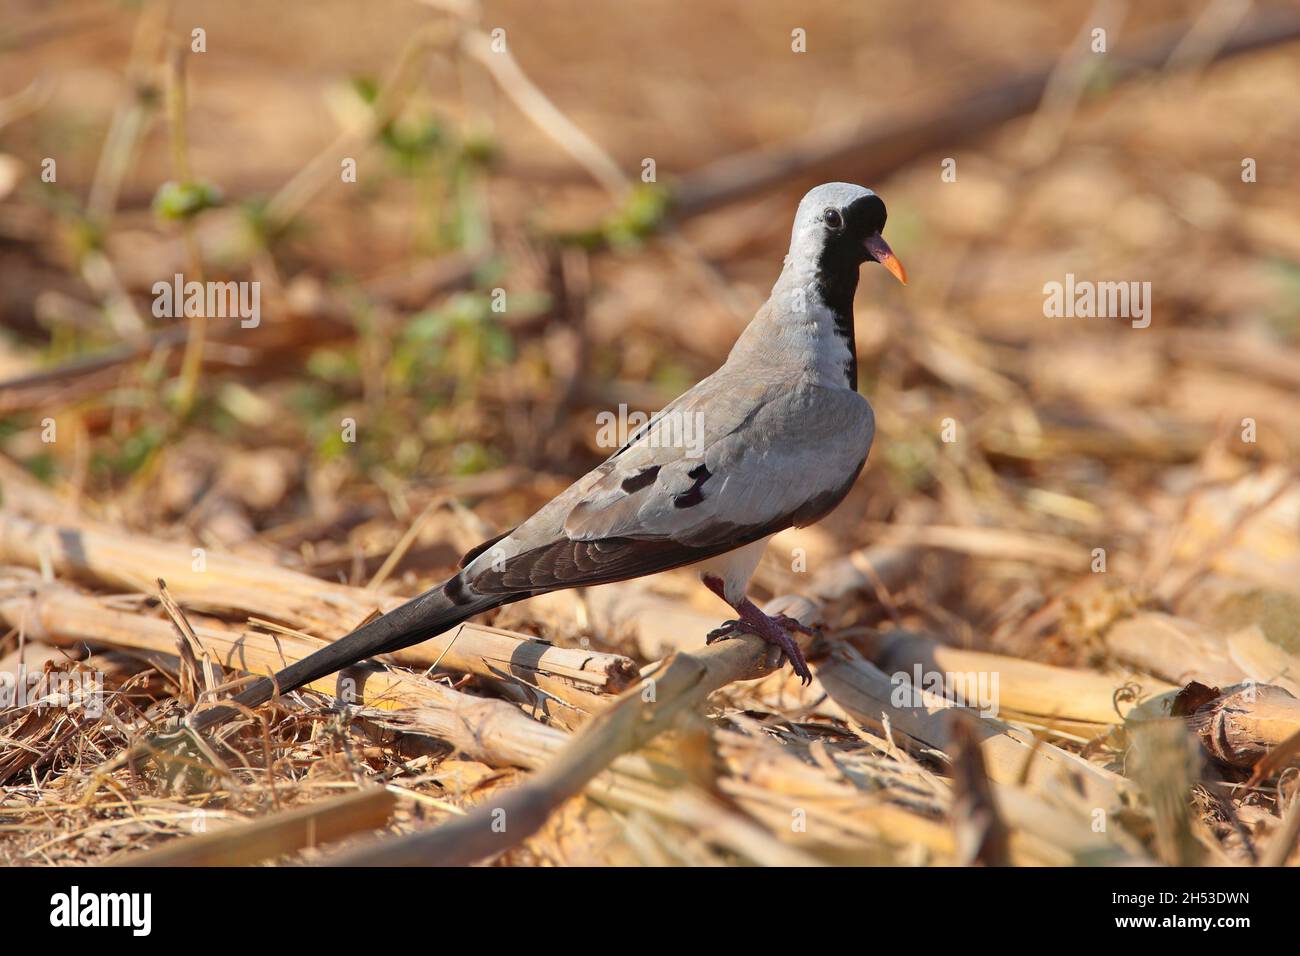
[{"xmin": 187, "ymin": 578, "xmax": 500, "ymax": 733}]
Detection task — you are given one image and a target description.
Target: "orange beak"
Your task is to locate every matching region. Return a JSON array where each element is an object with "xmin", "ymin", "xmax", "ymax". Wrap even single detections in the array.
[{"xmin": 864, "ymin": 233, "xmax": 907, "ymax": 285}]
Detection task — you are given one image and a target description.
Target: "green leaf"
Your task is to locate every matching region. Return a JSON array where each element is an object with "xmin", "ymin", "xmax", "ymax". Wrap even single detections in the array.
[{"xmin": 152, "ymin": 180, "xmax": 223, "ymax": 222}]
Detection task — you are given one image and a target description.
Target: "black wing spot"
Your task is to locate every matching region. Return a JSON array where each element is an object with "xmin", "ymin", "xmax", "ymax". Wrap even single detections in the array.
[
  {"xmin": 673, "ymin": 487, "xmax": 704, "ymax": 508},
  {"xmin": 620, "ymin": 465, "xmax": 660, "ymax": 494},
  {"xmin": 673, "ymin": 463, "xmax": 711, "ymax": 509}
]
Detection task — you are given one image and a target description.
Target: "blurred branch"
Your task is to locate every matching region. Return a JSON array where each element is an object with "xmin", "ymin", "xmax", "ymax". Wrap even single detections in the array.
[
  {"xmin": 1021, "ymin": 0, "xmax": 1129, "ymax": 164},
  {"xmin": 1128, "ymin": 719, "xmax": 1204, "ymax": 865},
  {"xmin": 0, "ymin": 259, "xmax": 479, "ymax": 416},
  {"xmin": 69, "ymin": 2, "xmax": 172, "ymax": 344},
  {"xmin": 77, "ymin": 249, "xmax": 147, "ymax": 338},
  {"xmin": 1263, "ymin": 788, "xmax": 1300, "ymax": 867},
  {"xmin": 456, "ymin": 25, "xmax": 751, "ymax": 319},
  {"xmin": 164, "ymin": 42, "xmax": 208, "ymax": 416},
  {"xmin": 949, "ymin": 713, "xmax": 1011, "ymax": 866},
  {"xmin": 85, "ymin": 0, "xmax": 170, "ymax": 226},
  {"xmin": 261, "ymin": 21, "xmax": 458, "ymax": 233},
  {"xmin": 666, "ymin": 7, "xmax": 1300, "ymax": 218},
  {"xmin": 460, "ymin": 29, "xmax": 628, "ymax": 198},
  {"xmin": 0, "ymin": 78, "xmax": 51, "ymax": 131},
  {"xmin": 1164, "ymin": 0, "xmax": 1255, "ymax": 72}
]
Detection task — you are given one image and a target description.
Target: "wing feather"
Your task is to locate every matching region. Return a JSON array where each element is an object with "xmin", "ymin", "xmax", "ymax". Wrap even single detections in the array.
[
  {"xmin": 461, "ymin": 377, "xmax": 873, "ymax": 596},
  {"xmin": 566, "ymin": 384, "xmax": 872, "ymax": 545}
]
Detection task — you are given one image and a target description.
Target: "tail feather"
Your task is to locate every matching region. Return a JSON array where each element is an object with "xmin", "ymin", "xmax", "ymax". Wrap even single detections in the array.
[{"xmin": 188, "ymin": 578, "xmax": 499, "ymax": 733}]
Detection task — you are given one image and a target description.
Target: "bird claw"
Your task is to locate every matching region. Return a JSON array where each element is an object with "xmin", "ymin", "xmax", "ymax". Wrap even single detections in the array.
[
  {"xmin": 705, "ymin": 613, "xmax": 814, "ymax": 686},
  {"xmin": 706, "ymin": 619, "xmax": 750, "ymax": 644},
  {"xmin": 771, "ymin": 613, "xmax": 818, "ymax": 637},
  {"xmin": 769, "ymin": 625, "xmax": 814, "ymax": 687}
]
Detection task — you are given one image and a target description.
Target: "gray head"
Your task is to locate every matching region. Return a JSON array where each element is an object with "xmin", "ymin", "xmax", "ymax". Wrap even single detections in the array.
[{"xmin": 787, "ymin": 182, "xmax": 906, "ymax": 285}]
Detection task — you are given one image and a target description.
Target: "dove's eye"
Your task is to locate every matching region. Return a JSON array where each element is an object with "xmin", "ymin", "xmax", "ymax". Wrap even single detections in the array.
[{"xmin": 823, "ymin": 207, "xmax": 843, "ymax": 229}]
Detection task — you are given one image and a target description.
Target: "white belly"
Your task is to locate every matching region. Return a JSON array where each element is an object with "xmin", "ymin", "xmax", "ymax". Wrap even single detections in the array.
[{"xmin": 695, "ymin": 535, "xmax": 772, "ymax": 606}]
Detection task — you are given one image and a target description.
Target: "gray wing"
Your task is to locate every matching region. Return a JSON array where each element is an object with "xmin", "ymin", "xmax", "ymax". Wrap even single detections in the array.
[
  {"xmin": 564, "ymin": 381, "xmax": 872, "ymax": 545},
  {"xmin": 461, "ymin": 375, "xmax": 873, "ymax": 595}
]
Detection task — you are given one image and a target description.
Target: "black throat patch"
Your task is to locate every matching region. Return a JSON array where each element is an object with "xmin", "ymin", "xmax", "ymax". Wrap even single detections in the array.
[
  {"xmin": 812, "ymin": 193, "xmax": 885, "ymax": 391},
  {"xmin": 814, "ymin": 247, "xmax": 861, "ymax": 390}
]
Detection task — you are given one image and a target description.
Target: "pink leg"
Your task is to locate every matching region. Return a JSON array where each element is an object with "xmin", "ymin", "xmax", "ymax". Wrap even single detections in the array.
[{"xmin": 701, "ymin": 575, "xmax": 813, "ymax": 685}]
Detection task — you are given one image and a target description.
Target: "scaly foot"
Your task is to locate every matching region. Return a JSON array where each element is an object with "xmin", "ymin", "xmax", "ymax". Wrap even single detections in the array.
[{"xmin": 705, "ymin": 603, "xmax": 813, "ymax": 685}]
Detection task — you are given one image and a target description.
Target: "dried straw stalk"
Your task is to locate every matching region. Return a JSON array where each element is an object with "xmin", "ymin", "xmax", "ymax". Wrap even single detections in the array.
[
  {"xmin": 113, "ymin": 786, "xmax": 396, "ymax": 866},
  {"xmin": 326, "ymin": 596, "xmax": 821, "ymax": 865},
  {"xmin": 815, "ymin": 644, "xmax": 1130, "ymax": 813},
  {"xmin": 862, "ymin": 629, "xmax": 1177, "ymax": 725},
  {"xmin": 0, "ymin": 578, "xmax": 611, "ymax": 761},
  {"xmin": 0, "ymin": 512, "xmax": 637, "ymax": 702}
]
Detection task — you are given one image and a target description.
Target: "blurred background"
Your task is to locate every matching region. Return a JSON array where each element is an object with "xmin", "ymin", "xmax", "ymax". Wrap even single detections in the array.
[
  {"xmin": 4, "ymin": 0, "xmax": 1299, "ymax": 626},
  {"xmin": 2, "ymin": 0, "xmax": 1300, "ymax": 865}
]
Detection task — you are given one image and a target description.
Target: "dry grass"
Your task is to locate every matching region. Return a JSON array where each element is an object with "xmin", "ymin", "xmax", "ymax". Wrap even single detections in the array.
[{"xmin": 2, "ymin": 0, "xmax": 1300, "ymax": 866}]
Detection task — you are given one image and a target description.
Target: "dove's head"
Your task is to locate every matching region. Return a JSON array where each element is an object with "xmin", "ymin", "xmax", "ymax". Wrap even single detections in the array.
[{"xmin": 788, "ymin": 182, "xmax": 906, "ymax": 285}]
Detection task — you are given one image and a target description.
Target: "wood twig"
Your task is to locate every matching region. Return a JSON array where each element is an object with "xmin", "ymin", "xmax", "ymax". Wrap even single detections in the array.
[
  {"xmin": 0, "ymin": 511, "xmax": 636, "ymax": 701},
  {"xmin": 861, "ymin": 628, "xmax": 1176, "ymax": 726},
  {"xmin": 325, "ymin": 595, "xmax": 819, "ymax": 865},
  {"xmin": 815, "ymin": 643, "xmax": 1129, "ymax": 813},
  {"xmin": 0, "ymin": 577, "xmax": 632, "ymax": 738},
  {"xmin": 113, "ymin": 786, "xmax": 396, "ymax": 866}
]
